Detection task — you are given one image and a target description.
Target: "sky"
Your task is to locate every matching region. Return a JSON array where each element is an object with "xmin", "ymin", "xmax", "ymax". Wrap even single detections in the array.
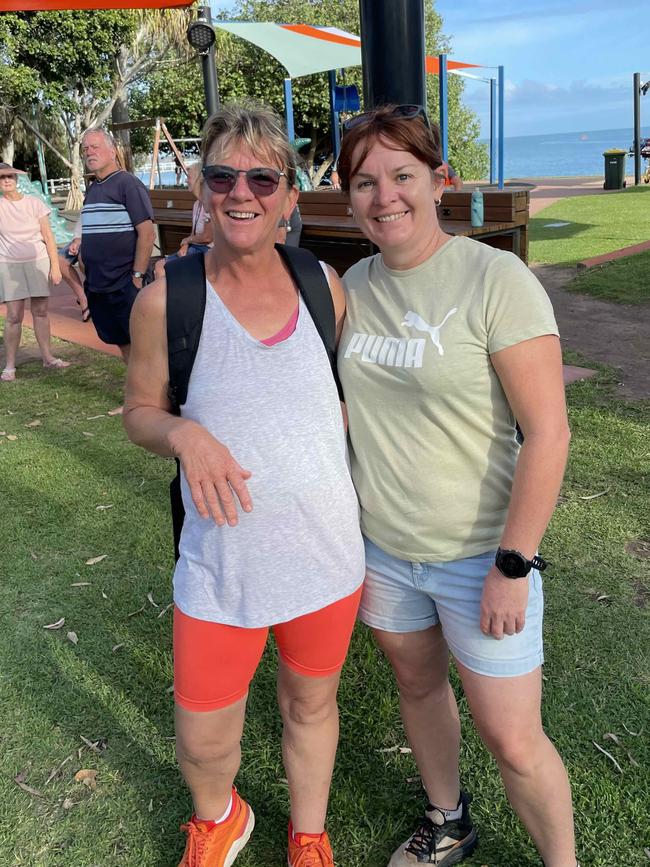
[
  {"xmin": 211, "ymin": 0, "xmax": 650, "ymax": 138},
  {"xmin": 428, "ymin": 0, "xmax": 649, "ymax": 137}
]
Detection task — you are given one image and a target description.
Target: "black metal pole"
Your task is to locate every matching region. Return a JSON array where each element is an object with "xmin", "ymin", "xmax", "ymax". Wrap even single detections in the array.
[
  {"xmin": 633, "ymin": 72, "xmax": 641, "ymax": 186},
  {"xmin": 359, "ymin": 0, "xmax": 426, "ymax": 109},
  {"xmin": 199, "ymin": 5, "xmax": 220, "ymax": 116}
]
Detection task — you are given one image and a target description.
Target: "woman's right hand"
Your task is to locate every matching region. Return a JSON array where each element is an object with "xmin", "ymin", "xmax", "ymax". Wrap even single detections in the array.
[
  {"xmin": 69, "ymin": 238, "xmax": 81, "ymax": 257},
  {"xmin": 171, "ymin": 424, "xmax": 253, "ymax": 527}
]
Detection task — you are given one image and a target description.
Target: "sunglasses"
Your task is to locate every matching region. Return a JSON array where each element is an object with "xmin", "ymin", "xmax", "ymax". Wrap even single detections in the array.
[
  {"xmin": 202, "ymin": 165, "xmax": 286, "ymax": 196},
  {"xmin": 343, "ymin": 104, "xmax": 431, "ymax": 132}
]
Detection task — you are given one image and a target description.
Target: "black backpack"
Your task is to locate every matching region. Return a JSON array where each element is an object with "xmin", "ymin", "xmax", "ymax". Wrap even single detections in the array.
[{"xmin": 165, "ymin": 245, "xmax": 342, "ymax": 561}]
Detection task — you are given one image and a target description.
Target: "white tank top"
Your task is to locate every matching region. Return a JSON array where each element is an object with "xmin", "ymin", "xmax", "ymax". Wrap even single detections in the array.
[{"xmin": 173, "ymin": 277, "xmax": 365, "ymax": 627}]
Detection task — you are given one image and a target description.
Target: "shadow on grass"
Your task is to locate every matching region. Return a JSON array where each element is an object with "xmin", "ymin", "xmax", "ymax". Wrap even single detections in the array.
[{"xmin": 2, "ymin": 355, "xmax": 648, "ymax": 866}]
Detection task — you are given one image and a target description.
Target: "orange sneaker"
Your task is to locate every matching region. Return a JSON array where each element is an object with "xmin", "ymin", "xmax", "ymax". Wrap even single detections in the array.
[
  {"xmin": 178, "ymin": 788, "xmax": 254, "ymax": 867},
  {"xmin": 287, "ymin": 822, "xmax": 335, "ymax": 867}
]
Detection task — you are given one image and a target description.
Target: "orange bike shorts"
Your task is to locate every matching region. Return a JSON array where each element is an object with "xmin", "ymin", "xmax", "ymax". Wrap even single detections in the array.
[{"xmin": 173, "ymin": 586, "xmax": 363, "ymax": 712}]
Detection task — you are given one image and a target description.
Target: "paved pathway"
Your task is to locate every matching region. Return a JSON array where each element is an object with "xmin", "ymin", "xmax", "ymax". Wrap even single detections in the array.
[{"xmin": 0, "ymin": 281, "xmax": 121, "ymax": 367}]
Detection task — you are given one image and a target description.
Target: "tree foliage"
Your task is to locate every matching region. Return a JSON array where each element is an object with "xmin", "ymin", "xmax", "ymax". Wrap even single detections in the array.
[
  {"xmin": 131, "ymin": 0, "xmax": 487, "ymax": 178},
  {"xmin": 1, "ymin": 2, "xmax": 488, "ymax": 186},
  {"xmin": 0, "ymin": 9, "xmax": 192, "ymax": 205}
]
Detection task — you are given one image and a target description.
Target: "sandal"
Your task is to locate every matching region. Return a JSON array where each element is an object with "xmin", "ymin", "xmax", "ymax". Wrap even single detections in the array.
[
  {"xmin": 1, "ymin": 367, "xmax": 16, "ymax": 382},
  {"xmin": 43, "ymin": 358, "xmax": 71, "ymax": 370},
  {"xmin": 76, "ymin": 299, "xmax": 92, "ymax": 322}
]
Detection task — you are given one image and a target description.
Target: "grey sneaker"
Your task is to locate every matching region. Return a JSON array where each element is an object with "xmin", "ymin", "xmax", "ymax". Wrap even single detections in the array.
[{"xmin": 388, "ymin": 791, "xmax": 478, "ymax": 866}]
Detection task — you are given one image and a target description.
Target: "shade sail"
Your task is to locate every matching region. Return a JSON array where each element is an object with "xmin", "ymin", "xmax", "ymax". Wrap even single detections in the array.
[
  {"xmin": 215, "ymin": 23, "xmax": 361, "ymax": 78},
  {"xmin": 0, "ymin": 1, "xmax": 192, "ymax": 9},
  {"xmin": 215, "ymin": 22, "xmax": 479, "ymax": 79}
]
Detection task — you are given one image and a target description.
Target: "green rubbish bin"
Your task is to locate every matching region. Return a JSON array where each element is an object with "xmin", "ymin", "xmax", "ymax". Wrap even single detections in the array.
[{"xmin": 603, "ymin": 149, "xmax": 627, "ymax": 190}]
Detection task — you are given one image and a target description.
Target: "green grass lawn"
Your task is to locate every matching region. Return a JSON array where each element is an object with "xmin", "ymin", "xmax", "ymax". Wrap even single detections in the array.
[
  {"xmin": 1, "ymin": 336, "xmax": 649, "ymax": 867},
  {"xmin": 529, "ymin": 185, "xmax": 650, "ymax": 266},
  {"xmin": 564, "ymin": 251, "xmax": 650, "ymax": 305}
]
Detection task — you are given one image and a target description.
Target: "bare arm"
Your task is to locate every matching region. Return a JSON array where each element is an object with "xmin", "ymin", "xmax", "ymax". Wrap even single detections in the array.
[
  {"xmin": 324, "ymin": 264, "xmax": 350, "ymax": 428},
  {"xmin": 480, "ymin": 334, "xmax": 570, "ymax": 639},
  {"xmin": 325, "ymin": 264, "xmax": 346, "ymax": 346},
  {"xmin": 123, "ymin": 279, "xmax": 253, "ymax": 526},
  {"xmin": 39, "ymin": 215, "xmax": 62, "ymax": 284},
  {"xmin": 451, "ymin": 175, "xmax": 463, "ymax": 191},
  {"xmin": 132, "ymin": 219, "xmax": 155, "ymax": 285},
  {"xmin": 181, "ymin": 217, "xmax": 213, "ymax": 250}
]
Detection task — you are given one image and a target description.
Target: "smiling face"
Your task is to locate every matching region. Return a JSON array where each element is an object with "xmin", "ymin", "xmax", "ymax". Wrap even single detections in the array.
[
  {"xmin": 349, "ymin": 137, "xmax": 445, "ymax": 268},
  {"xmin": 202, "ymin": 139, "xmax": 298, "ymax": 255},
  {"xmin": 81, "ymin": 131, "xmax": 119, "ymax": 179}
]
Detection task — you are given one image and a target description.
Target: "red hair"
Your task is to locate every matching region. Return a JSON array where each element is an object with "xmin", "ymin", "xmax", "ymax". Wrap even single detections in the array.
[{"xmin": 337, "ymin": 106, "xmax": 443, "ymax": 192}]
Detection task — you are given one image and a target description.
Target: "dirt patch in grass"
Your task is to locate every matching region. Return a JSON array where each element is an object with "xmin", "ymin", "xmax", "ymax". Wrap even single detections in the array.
[
  {"xmin": 626, "ymin": 538, "xmax": 650, "ymax": 560},
  {"xmin": 632, "ymin": 582, "xmax": 649, "ymax": 608},
  {"xmin": 531, "ymin": 265, "xmax": 650, "ymax": 401}
]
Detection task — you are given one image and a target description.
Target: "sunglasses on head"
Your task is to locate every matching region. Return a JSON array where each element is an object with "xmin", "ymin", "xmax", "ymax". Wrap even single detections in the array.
[
  {"xmin": 202, "ymin": 165, "xmax": 286, "ymax": 196},
  {"xmin": 343, "ymin": 104, "xmax": 431, "ymax": 132}
]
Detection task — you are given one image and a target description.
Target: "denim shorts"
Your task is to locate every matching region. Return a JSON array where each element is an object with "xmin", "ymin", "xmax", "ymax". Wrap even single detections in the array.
[
  {"xmin": 360, "ymin": 537, "xmax": 544, "ymax": 678},
  {"xmin": 60, "ymin": 242, "xmax": 79, "ymax": 264}
]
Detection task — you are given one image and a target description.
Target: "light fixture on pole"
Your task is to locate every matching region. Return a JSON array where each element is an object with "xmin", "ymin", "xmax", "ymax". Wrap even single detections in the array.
[{"xmin": 187, "ymin": 5, "xmax": 220, "ymax": 117}]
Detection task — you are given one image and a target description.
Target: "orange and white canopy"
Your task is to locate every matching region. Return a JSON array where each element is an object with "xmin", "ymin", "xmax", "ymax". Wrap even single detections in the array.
[{"xmin": 214, "ymin": 22, "xmax": 479, "ymax": 79}]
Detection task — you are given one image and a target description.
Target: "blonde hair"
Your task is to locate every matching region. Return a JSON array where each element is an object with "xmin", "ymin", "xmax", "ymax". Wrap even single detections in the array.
[{"xmin": 201, "ymin": 102, "xmax": 297, "ymax": 187}]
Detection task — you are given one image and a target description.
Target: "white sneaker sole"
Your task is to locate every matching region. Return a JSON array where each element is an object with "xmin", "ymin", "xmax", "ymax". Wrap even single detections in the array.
[
  {"xmin": 225, "ymin": 806, "xmax": 255, "ymax": 867},
  {"xmin": 388, "ymin": 828, "xmax": 478, "ymax": 866}
]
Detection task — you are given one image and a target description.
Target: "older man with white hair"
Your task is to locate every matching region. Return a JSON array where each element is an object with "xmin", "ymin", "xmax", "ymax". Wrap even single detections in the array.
[{"xmin": 80, "ymin": 128, "xmax": 154, "ymax": 362}]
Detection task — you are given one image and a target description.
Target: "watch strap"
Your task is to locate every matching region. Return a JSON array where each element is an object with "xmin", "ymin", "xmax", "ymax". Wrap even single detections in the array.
[{"xmin": 495, "ymin": 547, "xmax": 548, "ymax": 578}]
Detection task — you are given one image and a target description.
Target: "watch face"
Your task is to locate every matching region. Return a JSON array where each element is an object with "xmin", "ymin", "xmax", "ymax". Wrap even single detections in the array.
[{"xmin": 498, "ymin": 551, "xmax": 528, "ymax": 577}]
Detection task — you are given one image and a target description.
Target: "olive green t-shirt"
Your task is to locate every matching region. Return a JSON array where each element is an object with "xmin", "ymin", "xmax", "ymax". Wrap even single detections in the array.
[{"xmin": 339, "ymin": 236, "xmax": 559, "ymax": 562}]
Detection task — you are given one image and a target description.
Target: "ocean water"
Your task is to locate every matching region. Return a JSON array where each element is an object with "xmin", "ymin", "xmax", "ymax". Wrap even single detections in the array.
[{"xmin": 491, "ymin": 127, "xmax": 650, "ymax": 179}]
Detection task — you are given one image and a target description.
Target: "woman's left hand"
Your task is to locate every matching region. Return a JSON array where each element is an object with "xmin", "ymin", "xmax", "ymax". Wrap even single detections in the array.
[
  {"xmin": 50, "ymin": 268, "xmax": 62, "ymax": 285},
  {"xmin": 480, "ymin": 566, "xmax": 529, "ymax": 639}
]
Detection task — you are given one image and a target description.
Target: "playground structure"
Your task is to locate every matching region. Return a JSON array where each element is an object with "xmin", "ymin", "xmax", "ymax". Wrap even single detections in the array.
[{"xmin": 16, "ymin": 175, "xmax": 74, "ymax": 246}]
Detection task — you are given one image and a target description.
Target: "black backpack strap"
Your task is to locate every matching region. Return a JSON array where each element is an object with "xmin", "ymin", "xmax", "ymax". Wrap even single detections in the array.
[
  {"xmin": 165, "ymin": 251, "xmax": 207, "ymax": 414},
  {"xmin": 165, "ymin": 251, "xmax": 207, "ymax": 562},
  {"xmin": 275, "ymin": 244, "xmax": 343, "ymax": 399}
]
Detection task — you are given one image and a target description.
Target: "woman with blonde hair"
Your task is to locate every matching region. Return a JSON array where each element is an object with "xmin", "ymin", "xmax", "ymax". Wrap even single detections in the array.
[{"xmin": 123, "ymin": 104, "xmax": 364, "ymax": 867}]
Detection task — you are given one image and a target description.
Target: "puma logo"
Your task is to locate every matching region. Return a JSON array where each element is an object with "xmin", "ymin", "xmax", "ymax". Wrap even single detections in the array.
[{"xmin": 401, "ymin": 308, "xmax": 458, "ymax": 356}]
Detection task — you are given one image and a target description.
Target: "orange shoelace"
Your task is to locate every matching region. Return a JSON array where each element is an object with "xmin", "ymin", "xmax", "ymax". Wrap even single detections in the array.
[
  {"xmin": 179, "ymin": 821, "xmax": 210, "ymax": 866},
  {"xmin": 291, "ymin": 838, "xmax": 333, "ymax": 867}
]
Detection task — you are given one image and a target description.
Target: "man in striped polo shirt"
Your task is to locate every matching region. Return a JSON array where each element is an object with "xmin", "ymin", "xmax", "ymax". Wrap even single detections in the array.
[{"xmin": 80, "ymin": 129, "xmax": 154, "ymax": 362}]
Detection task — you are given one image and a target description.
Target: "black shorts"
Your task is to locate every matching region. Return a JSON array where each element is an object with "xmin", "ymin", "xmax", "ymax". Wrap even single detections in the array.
[{"xmin": 87, "ymin": 282, "xmax": 139, "ymax": 346}]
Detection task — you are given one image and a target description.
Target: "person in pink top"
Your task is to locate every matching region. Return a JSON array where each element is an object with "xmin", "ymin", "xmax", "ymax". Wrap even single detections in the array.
[
  {"xmin": 153, "ymin": 164, "xmax": 214, "ymax": 280},
  {"xmin": 0, "ymin": 162, "xmax": 70, "ymax": 381}
]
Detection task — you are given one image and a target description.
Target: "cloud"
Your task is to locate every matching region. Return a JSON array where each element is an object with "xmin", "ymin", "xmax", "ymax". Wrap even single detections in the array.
[
  {"xmin": 505, "ymin": 78, "xmax": 630, "ymax": 110},
  {"xmin": 460, "ymin": 77, "xmax": 642, "ymax": 136}
]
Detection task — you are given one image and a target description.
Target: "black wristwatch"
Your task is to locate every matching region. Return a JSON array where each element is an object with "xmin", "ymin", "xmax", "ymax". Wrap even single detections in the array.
[{"xmin": 495, "ymin": 547, "xmax": 548, "ymax": 579}]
